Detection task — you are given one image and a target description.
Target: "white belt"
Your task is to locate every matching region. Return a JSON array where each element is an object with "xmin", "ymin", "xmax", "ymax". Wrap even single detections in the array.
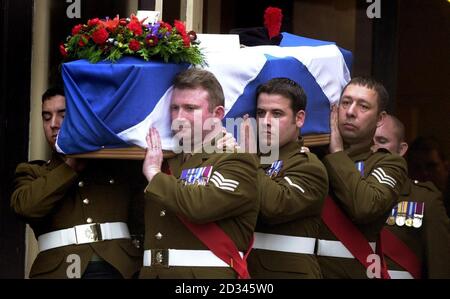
[
  {"xmin": 38, "ymin": 222, "xmax": 130, "ymax": 252},
  {"xmin": 388, "ymin": 270, "xmax": 414, "ymax": 279},
  {"xmin": 316, "ymin": 239, "xmax": 376, "ymax": 259},
  {"xmin": 143, "ymin": 249, "xmax": 243, "ymax": 267},
  {"xmin": 253, "ymin": 232, "xmax": 316, "ymax": 254}
]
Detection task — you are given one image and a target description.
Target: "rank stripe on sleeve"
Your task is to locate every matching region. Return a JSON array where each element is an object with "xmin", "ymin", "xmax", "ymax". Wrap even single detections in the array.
[
  {"xmin": 371, "ymin": 167, "xmax": 396, "ymax": 188},
  {"xmin": 210, "ymin": 171, "xmax": 239, "ymax": 192},
  {"xmin": 283, "ymin": 176, "xmax": 305, "ymax": 193}
]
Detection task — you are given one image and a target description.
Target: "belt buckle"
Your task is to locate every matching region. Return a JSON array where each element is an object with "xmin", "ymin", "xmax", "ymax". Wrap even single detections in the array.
[
  {"xmin": 74, "ymin": 223, "xmax": 102, "ymax": 244},
  {"xmin": 151, "ymin": 249, "xmax": 169, "ymax": 268}
]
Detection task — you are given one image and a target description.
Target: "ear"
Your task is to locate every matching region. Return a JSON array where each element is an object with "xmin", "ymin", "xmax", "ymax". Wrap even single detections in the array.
[
  {"xmin": 399, "ymin": 142, "xmax": 408, "ymax": 157},
  {"xmin": 295, "ymin": 110, "xmax": 305, "ymax": 129},
  {"xmin": 212, "ymin": 105, "xmax": 225, "ymax": 120},
  {"xmin": 376, "ymin": 111, "xmax": 387, "ymax": 128}
]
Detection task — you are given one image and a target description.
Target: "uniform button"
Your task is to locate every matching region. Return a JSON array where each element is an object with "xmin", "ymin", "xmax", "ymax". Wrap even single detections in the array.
[
  {"xmin": 109, "ymin": 178, "xmax": 115, "ymax": 185},
  {"xmin": 78, "ymin": 181, "xmax": 84, "ymax": 187},
  {"xmin": 83, "ymin": 198, "xmax": 89, "ymax": 205},
  {"xmin": 155, "ymin": 232, "xmax": 163, "ymax": 240},
  {"xmin": 86, "ymin": 217, "xmax": 93, "ymax": 223},
  {"xmin": 132, "ymin": 239, "xmax": 140, "ymax": 249},
  {"xmin": 160, "ymin": 210, "xmax": 166, "ymax": 217}
]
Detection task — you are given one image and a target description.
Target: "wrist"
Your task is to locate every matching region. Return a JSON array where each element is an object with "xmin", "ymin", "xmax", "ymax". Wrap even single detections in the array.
[{"xmin": 145, "ymin": 168, "xmax": 161, "ymax": 182}]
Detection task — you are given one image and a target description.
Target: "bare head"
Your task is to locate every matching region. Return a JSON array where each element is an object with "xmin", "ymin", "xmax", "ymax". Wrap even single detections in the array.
[{"xmin": 41, "ymin": 87, "xmax": 66, "ymax": 150}]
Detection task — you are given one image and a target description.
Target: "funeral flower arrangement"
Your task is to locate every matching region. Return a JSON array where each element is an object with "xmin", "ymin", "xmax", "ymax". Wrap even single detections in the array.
[{"xmin": 59, "ymin": 14, "xmax": 204, "ymax": 65}]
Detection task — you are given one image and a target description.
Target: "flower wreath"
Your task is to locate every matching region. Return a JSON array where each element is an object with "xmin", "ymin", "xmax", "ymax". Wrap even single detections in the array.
[{"xmin": 60, "ymin": 14, "xmax": 204, "ymax": 65}]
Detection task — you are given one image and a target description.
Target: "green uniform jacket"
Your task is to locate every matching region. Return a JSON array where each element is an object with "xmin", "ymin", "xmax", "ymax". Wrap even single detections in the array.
[
  {"xmin": 318, "ymin": 146, "xmax": 408, "ymax": 279},
  {"xmin": 385, "ymin": 179, "xmax": 450, "ymax": 278},
  {"xmin": 247, "ymin": 140, "xmax": 329, "ymax": 278},
  {"xmin": 10, "ymin": 154, "xmax": 143, "ymax": 278},
  {"xmin": 140, "ymin": 152, "xmax": 259, "ymax": 279}
]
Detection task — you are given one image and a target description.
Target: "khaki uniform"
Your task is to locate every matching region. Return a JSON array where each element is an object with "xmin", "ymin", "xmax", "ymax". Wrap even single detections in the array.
[
  {"xmin": 384, "ymin": 179, "xmax": 450, "ymax": 278},
  {"xmin": 139, "ymin": 152, "xmax": 259, "ymax": 279},
  {"xmin": 10, "ymin": 153, "xmax": 143, "ymax": 278},
  {"xmin": 247, "ymin": 140, "xmax": 329, "ymax": 278},
  {"xmin": 317, "ymin": 146, "xmax": 408, "ymax": 278}
]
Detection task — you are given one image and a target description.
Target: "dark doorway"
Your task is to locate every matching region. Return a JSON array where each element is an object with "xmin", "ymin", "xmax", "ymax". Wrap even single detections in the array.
[{"xmin": 0, "ymin": 0, "xmax": 33, "ymax": 278}]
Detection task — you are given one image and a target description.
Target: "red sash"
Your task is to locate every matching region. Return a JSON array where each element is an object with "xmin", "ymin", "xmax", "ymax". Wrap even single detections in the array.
[
  {"xmin": 178, "ymin": 216, "xmax": 253, "ymax": 279},
  {"xmin": 162, "ymin": 160, "xmax": 252, "ymax": 279},
  {"xmin": 380, "ymin": 228, "xmax": 421, "ymax": 279},
  {"xmin": 321, "ymin": 196, "xmax": 390, "ymax": 278}
]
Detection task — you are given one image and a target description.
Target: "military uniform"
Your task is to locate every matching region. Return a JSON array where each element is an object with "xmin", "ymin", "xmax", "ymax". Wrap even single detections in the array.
[
  {"xmin": 383, "ymin": 179, "xmax": 450, "ymax": 279},
  {"xmin": 10, "ymin": 153, "xmax": 143, "ymax": 278},
  {"xmin": 139, "ymin": 151, "xmax": 259, "ymax": 279},
  {"xmin": 247, "ymin": 140, "xmax": 328, "ymax": 278},
  {"xmin": 317, "ymin": 146, "xmax": 408, "ymax": 278}
]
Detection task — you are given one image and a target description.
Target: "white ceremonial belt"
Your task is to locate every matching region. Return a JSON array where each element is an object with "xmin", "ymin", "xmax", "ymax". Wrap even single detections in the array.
[
  {"xmin": 38, "ymin": 222, "xmax": 130, "ymax": 252},
  {"xmin": 143, "ymin": 249, "xmax": 244, "ymax": 268},
  {"xmin": 253, "ymin": 232, "xmax": 316, "ymax": 254},
  {"xmin": 316, "ymin": 239, "xmax": 376, "ymax": 259},
  {"xmin": 388, "ymin": 270, "xmax": 414, "ymax": 279}
]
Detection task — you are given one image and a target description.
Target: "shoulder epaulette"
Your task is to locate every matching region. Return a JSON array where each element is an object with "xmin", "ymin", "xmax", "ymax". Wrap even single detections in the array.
[{"xmin": 412, "ymin": 180, "xmax": 440, "ymax": 193}]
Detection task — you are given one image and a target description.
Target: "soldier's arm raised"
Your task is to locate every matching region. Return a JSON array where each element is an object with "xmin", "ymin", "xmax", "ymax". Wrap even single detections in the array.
[{"xmin": 144, "ymin": 153, "xmax": 259, "ymax": 224}]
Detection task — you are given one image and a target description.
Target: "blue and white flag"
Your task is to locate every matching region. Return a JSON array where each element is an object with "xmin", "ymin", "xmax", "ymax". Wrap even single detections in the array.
[{"xmin": 56, "ymin": 32, "xmax": 352, "ymax": 154}]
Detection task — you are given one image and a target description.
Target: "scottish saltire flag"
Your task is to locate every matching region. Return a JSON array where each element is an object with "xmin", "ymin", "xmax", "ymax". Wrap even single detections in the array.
[{"xmin": 56, "ymin": 32, "xmax": 352, "ymax": 154}]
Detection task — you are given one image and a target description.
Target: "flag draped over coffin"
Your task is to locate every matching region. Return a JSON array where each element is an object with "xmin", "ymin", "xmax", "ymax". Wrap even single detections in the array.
[{"xmin": 56, "ymin": 32, "xmax": 352, "ymax": 154}]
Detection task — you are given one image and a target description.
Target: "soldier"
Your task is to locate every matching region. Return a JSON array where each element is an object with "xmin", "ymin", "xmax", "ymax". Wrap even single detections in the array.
[
  {"xmin": 316, "ymin": 77, "xmax": 408, "ymax": 278},
  {"xmin": 245, "ymin": 78, "xmax": 329, "ymax": 278},
  {"xmin": 407, "ymin": 137, "xmax": 450, "ymax": 218},
  {"xmin": 373, "ymin": 114, "xmax": 450, "ymax": 279},
  {"xmin": 10, "ymin": 87, "xmax": 143, "ymax": 279},
  {"xmin": 140, "ymin": 69, "xmax": 259, "ymax": 279}
]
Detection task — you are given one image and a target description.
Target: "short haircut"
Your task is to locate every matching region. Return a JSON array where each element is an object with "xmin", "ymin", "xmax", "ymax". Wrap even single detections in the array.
[
  {"xmin": 341, "ymin": 76, "xmax": 389, "ymax": 113},
  {"xmin": 42, "ymin": 86, "xmax": 65, "ymax": 103},
  {"xmin": 256, "ymin": 78, "xmax": 307, "ymax": 114},
  {"xmin": 173, "ymin": 68, "xmax": 225, "ymax": 112},
  {"xmin": 386, "ymin": 114, "xmax": 406, "ymax": 142}
]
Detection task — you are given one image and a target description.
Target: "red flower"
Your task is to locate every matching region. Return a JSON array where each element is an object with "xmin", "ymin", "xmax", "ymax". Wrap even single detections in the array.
[
  {"xmin": 103, "ymin": 15, "xmax": 120, "ymax": 32},
  {"xmin": 88, "ymin": 18, "xmax": 100, "ymax": 27},
  {"xmin": 174, "ymin": 20, "xmax": 187, "ymax": 36},
  {"xmin": 129, "ymin": 39, "xmax": 141, "ymax": 51},
  {"xmin": 127, "ymin": 15, "xmax": 143, "ymax": 35},
  {"xmin": 127, "ymin": 21, "xmax": 142, "ymax": 35},
  {"xmin": 146, "ymin": 35, "xmax": 159, "ymax": 47},
  {"xmin": 59, "ymin": 44, "xmax": 68, "ymax": 57},
  {"xmin": 264, "ymin": 7, "xmax": 283, "ymax": 39},
  {"xmin": 187, "ymin": 30, "xmax": 197, "ymax": 42},
  {"xmin": 71, "ymin": 24, "xmax": 82, "ymax": 35},
  {"xmin": 159, "ymin": 21, "xmax": 172, "ymax": 32},
  {"xmin": 92, "ymin": 28, "xmax": 109, "ymax": 44},
  {"xmin": 182, "ymin": 35, "xmax": 190, "ymax": 47},
  {"xmin": 78, "ymin": 35, "xmax": 89, "ymax": 47},
  {"xmin": 119, "ymin": 18, "xmax": 127, "ymax": 26}
]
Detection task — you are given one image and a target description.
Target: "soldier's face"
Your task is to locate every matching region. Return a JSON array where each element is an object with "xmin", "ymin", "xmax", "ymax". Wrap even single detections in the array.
[
  {"xmin": 42, "ymin": 95, "xmax": 66, "ymax": 151},
  {"xmin": 257, "ymin": 93, "xmax": 304, "ymax": 148},
  {"xmin": 373, "ymin": 117, "xmax": 407, "ymax": 156},
  {"xmin": 338, "ymin": 84, "xmax": 385, "ymax": 145},
  {"xmin": 170, "ymin": 87, "xmax": 224, "ymax": 148}
]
